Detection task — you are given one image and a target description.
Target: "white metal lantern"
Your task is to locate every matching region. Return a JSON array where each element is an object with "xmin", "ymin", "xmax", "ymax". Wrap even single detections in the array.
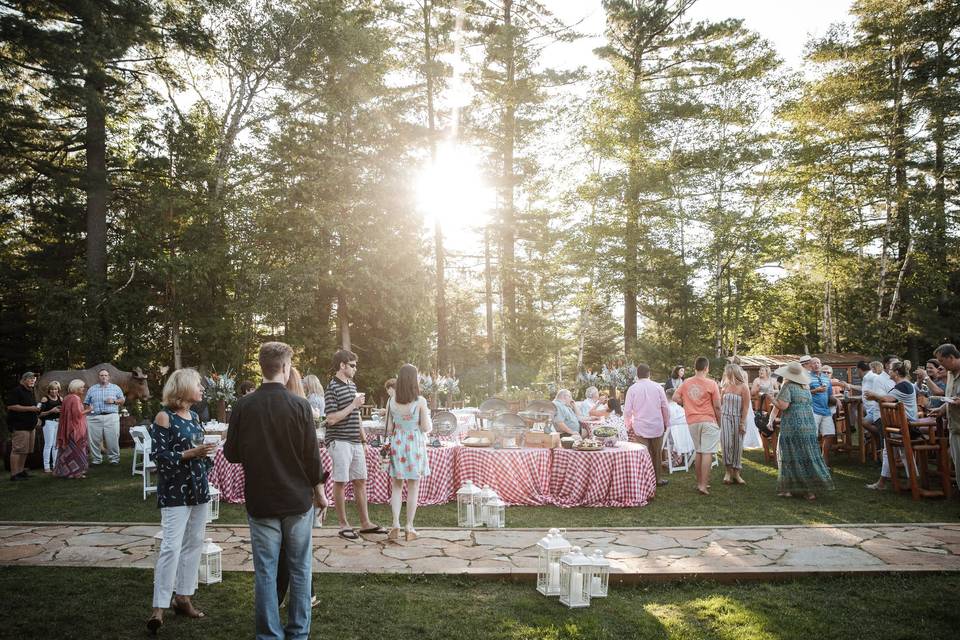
[
  {"xmin": 559, "ymin": 546, "xmax": 592, "ymax": 609},
  {"xmin": 197, "ymin": 538, "xmax": 222, "ymax": 585},
  {"xmin": 485, "ymin": 496, "xmax": 506, "ymax": 529},
  {"xmin": 536, "ymin": 528, "xmax": 571, "ymax": 596},
  {"xmin": 479, "ymin": 485, "xmax": 497, "ymax": 526},
  {"xmin": 206, "ymin": 486, "xmax": 221, "ymax": 523},
  {"xmin": 152, "ymin": 530, "xmax": 163, "ymax": 553},
  {"xmin": 587, "ymin": 549, "xmax": 610, "ymax": 598},
  {"xmin": 456, "ymin": 480, "xmax": 483, "ymax": 527}
]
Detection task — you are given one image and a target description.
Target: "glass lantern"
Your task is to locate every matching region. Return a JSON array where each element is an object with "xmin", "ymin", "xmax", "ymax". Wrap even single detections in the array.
[
  {"xmin": 206, "ymin": 486, "xmax": 221, "ymax": 523},
  {"xmin": 587, "ymin": 549, "xmax": 610, "ymax": 598},
  {"xmin": 456, "ymin": 480, "xmax": 482, "ymax": 527},
  {"xmin": 559, "ymin": 546, "xmax": 592, "ymax": 609},
  {"xmin": 536, "ymin": 528, "xmax": 571, "ymax": 596},
  {"xmin": 479, "ymin": 485, "xmax": 497, "ymax": 526},
  {"xmin": 485, "ymin": 496, "xmax": 506, "ymax": 528},
  {"xmin": 197, "ymin": 538, "xmax": 223, "ymax": 585}
]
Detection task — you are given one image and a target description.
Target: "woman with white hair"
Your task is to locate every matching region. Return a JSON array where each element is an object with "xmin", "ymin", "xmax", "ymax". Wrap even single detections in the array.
[
  {"xmin": 52, "ymin": 379, "xmax": 89, "ymax": 479},
  {"xmin": 147, "ymin": 368, "xmax": 218, "ymax": 634}
]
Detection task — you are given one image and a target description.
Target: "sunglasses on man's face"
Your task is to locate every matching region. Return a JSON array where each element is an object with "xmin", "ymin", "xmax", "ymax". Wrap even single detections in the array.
[{"xmin": 346, "ymin": 363, "xmax": 358, "ymax": 369}]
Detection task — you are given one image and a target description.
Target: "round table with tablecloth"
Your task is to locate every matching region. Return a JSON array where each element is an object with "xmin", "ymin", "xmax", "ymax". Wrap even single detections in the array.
[{"xmin": 548, "ymin": 442, "xmax": 656, "ymax": 507}]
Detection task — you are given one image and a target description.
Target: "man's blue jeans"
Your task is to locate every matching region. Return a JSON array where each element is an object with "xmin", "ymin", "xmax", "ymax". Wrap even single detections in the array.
[{"xmin": 248, "ymin": 507, "xmax": 315, "ymax": 640}]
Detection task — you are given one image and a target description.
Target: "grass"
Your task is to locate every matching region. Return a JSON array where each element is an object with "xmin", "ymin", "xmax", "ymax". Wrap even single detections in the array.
[
  {"xmin": 1, "ymin": 448, "xmax": 957, "ymax": 527},
  {"xmin": 2, "ymin": 566, "xmax": 958, "ymax": 640}
]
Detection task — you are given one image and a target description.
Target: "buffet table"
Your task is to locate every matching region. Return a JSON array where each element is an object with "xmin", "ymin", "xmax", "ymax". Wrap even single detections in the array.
[
  {"xmin": 549, "ymin": 442, "xmax": 655, "ymax": 507},
  {"xmin": 210, "ymin": 441, "xmax": 656, "ymax": 509},
  {"xmin": 454, "ymin": 446, "xmax": 553, "ymax": 506}
]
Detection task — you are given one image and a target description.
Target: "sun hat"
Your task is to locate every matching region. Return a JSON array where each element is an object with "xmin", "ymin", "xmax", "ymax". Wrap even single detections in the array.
[
  {"xmin": 798, "ymin": 355, "xmax": 811, "ymax": 365},
  {"xmin": 774, "ymin": 362, "xmax": 811, "ymax": 386}
]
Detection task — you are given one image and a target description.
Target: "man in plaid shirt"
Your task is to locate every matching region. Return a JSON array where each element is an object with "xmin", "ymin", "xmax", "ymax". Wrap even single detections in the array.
[{"xmin": 83, "ymin": 368, "xmax": 125, "ymax": 465}]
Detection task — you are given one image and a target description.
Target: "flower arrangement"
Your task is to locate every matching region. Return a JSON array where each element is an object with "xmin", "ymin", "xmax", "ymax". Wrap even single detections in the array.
[
  {"xmin": 418, "ymin": 373, "xmax": 436, "ymax": 396},
  {"xmin": 203, "ymin": 368, "xmax": 237, "ymax": 404},
  {"xmin": 437, "ymin": 376, "xmax": 460, "ymax": 398}
]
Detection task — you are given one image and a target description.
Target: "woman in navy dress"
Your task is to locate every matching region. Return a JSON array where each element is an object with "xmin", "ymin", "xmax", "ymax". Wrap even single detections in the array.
[{"xmin": 147, "ymin": 368, "xmax": 218, "ymax": 634}]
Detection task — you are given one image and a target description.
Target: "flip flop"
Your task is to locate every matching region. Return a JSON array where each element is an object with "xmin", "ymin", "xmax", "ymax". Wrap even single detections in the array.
[
  {"xmin": 358, "ymin": 525, "xmax": 388, "ymax": 535},
  {"xmin": 338, "ymin": 528, "xmax": 360, "ymax": 540}
]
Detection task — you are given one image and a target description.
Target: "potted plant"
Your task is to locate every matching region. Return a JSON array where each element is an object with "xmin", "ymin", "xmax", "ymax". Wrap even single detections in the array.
[{"xmin": 203, "ymin": 368, "xmax": 237, "ymax": 422}]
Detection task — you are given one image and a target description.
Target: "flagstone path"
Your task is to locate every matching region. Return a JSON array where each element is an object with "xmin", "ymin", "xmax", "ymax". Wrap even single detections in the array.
[{"xmin": 2, "ymin": 522, "xmax": 960, "ymax": 580}]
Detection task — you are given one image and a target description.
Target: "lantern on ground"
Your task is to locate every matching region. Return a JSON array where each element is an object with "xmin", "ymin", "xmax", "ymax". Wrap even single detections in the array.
[
  {"xmin": 536, "ymin": 528, "xmax": 571, "ymax": 596},
  {"xmin": 559, "ymin": 546, "xmax": 592, "ymax": 609},
  {"xmin": 152, "ymin": 530, "xmax": 163, "ymax": 553},
  {"xmin": 485, "ymin": 496, "xmax": 506, "ymax": 528},
  {"xmin": 456, "ymin": 480, "xmax": 482, "ymax": 527},
  {"xmin": 587, "ymin": 549, "xmax": 610, "ymax": 598},
  {"xmin": 479, "ymin": 485, "xmax": 497, "ymax": 526},
  {"xmin": 197, "ymin": 538, "xmax": 222, "ymax": 585},
  {"xmin": 206, "ymin": 486, "xmax": 221, "ymax": 523}
]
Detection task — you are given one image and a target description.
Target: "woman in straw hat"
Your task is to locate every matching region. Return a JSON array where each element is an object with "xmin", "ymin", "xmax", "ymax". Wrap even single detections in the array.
[{"xmin": 769, "ymin": 362, "xmax": 835, "ymax": 500}]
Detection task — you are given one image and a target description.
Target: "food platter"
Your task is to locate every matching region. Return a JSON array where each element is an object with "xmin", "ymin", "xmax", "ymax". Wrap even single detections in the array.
[{"xmin": 462, "ymin": 437, "xmax": 493, "ymax": 448}]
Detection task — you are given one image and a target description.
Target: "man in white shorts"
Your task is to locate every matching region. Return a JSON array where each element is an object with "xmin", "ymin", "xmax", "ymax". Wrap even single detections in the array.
[{"xmin": 324, "ymin": 349, "xmax": 386, "ymax": 540}]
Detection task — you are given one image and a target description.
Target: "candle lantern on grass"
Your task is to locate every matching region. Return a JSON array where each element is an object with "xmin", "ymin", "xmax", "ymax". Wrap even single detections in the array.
[
  {"xmin": 456, "ymin": 480, "xmax": 482, "ymax": 528},
  {"xmin": 536, "ymin": 528, "xmax": 571, "ymax": 596},
  {"xmin": 559, "ymin": 546, "xmax": 592, "ymax": 609},
  {"xmin": 197, "ymin": 538, "xmax": 222, "ymax": 585},
  {"xmin": 485, "ymin": 496, "xmax": 506, "ymax": 528},
  {"xmin": 587, "ymin": 549, "xmax": 610, "ymax": 598},
  {"xmin": 206, "ymin": 486, "xmax": 221, "ymax": 523},
  {"xmin": 479, "ymin": 485, "xmax": 497, "ymax": 525}
]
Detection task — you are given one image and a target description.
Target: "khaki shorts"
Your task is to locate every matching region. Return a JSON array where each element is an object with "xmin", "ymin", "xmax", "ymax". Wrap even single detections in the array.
[
  {"xmin": 328, "ymin": 440, "xmax": 367, "ymax": 482},
  {"xmin": 814, "ymin": 413, "xmax": 835, "ymax": 436},
  {"xmin": 11, "ymin": 430, "xmax": 36, "ymax": 455},
  {"xmin": 688, "ymin": 422, "xmax": 720, "ymax": 454}
]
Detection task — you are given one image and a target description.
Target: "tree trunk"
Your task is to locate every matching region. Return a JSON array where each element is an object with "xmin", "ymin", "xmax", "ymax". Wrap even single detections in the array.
[
  {"xmin": 499, "ymin": 0, "xmax": 517, "ymax": 338},
  {"xmin": 892, "ymin": 52, "xmax": 910, "ymax": 260},
  {"xmin": 423, "ymin": 1, "xmax": 448, "ymax": 374},
  {"xmin": 337, "ymin": 236, "xmax": 351, "ymax": 351},
  {"xmin": 484, "ymin": 226, "xmax": 495, "ymax": 388},
  {"xmin": 623, "ymin": 61, "xmax": 643, "ymax": 358},
  {"xmin": 84, "ymin": 65, "xmax": 109, "ymax": 364}
]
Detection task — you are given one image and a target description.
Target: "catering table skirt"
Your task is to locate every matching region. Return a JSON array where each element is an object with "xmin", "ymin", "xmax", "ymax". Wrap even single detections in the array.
[
  {"xmin": 209, "ymin": 443, "xmax": 458, "ymax": 507},
  {"xmin": 210, "ymin": 442, "xmax": 657, "ymax": 508},
  {"xmin": 454, "ymin": 446, "xmax": 553, "ymax": 506},
  {"xmin": 549, "ymin": 442, "xmax": 656, "ymax": 508}
]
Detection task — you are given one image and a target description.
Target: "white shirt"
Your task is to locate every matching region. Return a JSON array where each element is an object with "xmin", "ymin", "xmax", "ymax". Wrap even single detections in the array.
[
  {"xmin": 862, "ymin": 371, "xmax": 895, "ymax": 417},
  {"xmin": 579, "ymin": 399, "xmax": 597, "ymax": 416}
]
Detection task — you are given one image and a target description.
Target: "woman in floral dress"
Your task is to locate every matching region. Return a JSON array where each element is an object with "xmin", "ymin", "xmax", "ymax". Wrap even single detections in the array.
[
  {"xmin": 386, "ymin": 364, "xmax": 432, "ymax": 542},
  {"xmin": 770, "ymin": 362, "xmax": 835, "ymax": 500}
]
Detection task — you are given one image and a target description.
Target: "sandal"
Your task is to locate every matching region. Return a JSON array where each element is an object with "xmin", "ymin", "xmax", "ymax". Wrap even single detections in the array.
[
  {"xmin": 358, "ymin": 525, "xmax": 388, "ymax": 535},
  {"xmin": 172, "ymin": 599, "xmax": 205, "ymax": 619},
  {"xmin": 146, "ymin": 616, "xmax": 163, "ymax": 635},
  {"xmin": 338, "ymin": 528, "xmax": 360, "ymax": 540},
  {"xmin": 777, "ymin": 492, "xmax": 793, "ymax": 498},
  {"xmin": 805, "ymin": 493, "xmax": 817, "ymax": 501}
]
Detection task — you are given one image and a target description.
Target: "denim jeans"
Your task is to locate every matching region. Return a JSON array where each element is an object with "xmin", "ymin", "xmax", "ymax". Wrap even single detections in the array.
[{"xmin": 248, "ymin": 507, "xmax": 315, "ymax": 640}]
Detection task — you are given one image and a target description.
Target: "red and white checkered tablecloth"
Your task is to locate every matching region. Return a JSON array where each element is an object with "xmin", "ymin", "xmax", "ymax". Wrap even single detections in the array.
[
  {"xmin": 209, "ymin": 443, "xmax": 458, "ymax": 506},
  {"xmin": 548, "ymin": 442, "xmax": 657, "ymax": 508},
  {"xmin": 322, "ymin": 442, "xmax": 457, "ymax": 506},
  {"xmin": 453, "ymin": 446, "xmax": 553, "ymax": 506}
]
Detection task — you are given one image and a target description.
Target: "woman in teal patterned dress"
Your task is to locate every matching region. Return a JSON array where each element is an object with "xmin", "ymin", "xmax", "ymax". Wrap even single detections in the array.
[
  {"xmin": 770, "ymin": 362, "xmax": 835, "ymax": 500},
  {"xmin": 385, "ymin": 364, "xmax": 432, "ymax": 542}
]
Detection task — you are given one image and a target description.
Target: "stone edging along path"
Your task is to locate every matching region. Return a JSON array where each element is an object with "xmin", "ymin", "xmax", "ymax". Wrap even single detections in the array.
[{"xmin": 1, "ymin": 522, "xmax": 959, "ymax": 582}]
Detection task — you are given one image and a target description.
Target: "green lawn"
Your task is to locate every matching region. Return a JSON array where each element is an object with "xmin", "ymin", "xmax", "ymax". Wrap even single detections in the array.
[
  {"xmin": 1, "ymin": 448, "xmax": 957, "ymax": 527},
  {"xmin": 2, "ymin": 567, "xmax": 957, "ymax": 640}
]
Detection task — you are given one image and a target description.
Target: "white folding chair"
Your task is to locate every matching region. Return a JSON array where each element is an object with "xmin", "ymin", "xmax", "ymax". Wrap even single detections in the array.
[
  {"xmin": 130, "ymin": 425, "xmax": 148, "ymax": 476},
  {"xmin": 131, "ymin": 426, "xmax": 157, "ymax": 500},
  {"xmin": 663, "ymin": 433, "xmax": 693, "ymax": 473}
]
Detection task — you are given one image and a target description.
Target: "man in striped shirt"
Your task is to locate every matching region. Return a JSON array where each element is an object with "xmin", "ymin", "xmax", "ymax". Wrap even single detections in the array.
[
  {"xmin": 324, "ymin": 349, "xmax": 385, "ymax": 540},
  {"xmin": 84, "ymin": 368, "xmax": 125, "ymax": 465}
]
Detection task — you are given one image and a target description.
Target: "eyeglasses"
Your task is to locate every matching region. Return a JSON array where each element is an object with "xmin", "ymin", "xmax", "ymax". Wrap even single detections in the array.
[{"xmin": 346, "ymin": 363, "xmax": 358, "ymax": 369}]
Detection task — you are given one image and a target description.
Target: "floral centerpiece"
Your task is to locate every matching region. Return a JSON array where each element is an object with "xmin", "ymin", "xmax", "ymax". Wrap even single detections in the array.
[
  {"xmin": 203, "ymin": 368, "xmax": 236, "ymax": 422},
  {"xmin": 437, "ymin": 376, "xmax": 460, "ymax": 405}
]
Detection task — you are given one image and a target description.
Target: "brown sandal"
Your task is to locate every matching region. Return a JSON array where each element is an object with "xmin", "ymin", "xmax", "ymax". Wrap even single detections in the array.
[{"xmin": 172, "ymin": 599, "xmax": 205, "ymax": 619}]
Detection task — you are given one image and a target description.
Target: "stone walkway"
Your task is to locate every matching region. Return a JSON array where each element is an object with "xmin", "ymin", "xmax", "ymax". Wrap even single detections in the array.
[{"xmin": 2, "ymin": 522, "xmax": 960, "ymax": 580}]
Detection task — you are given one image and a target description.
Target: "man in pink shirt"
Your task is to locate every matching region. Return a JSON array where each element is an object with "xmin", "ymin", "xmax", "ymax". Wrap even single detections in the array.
[
  {"xmin": 674, "ymin": 356, "xmax": 721, "ymax": 496},
  {"xmin": 623, "ymin": 363, "xmax": 670, "ymax": 487}
]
